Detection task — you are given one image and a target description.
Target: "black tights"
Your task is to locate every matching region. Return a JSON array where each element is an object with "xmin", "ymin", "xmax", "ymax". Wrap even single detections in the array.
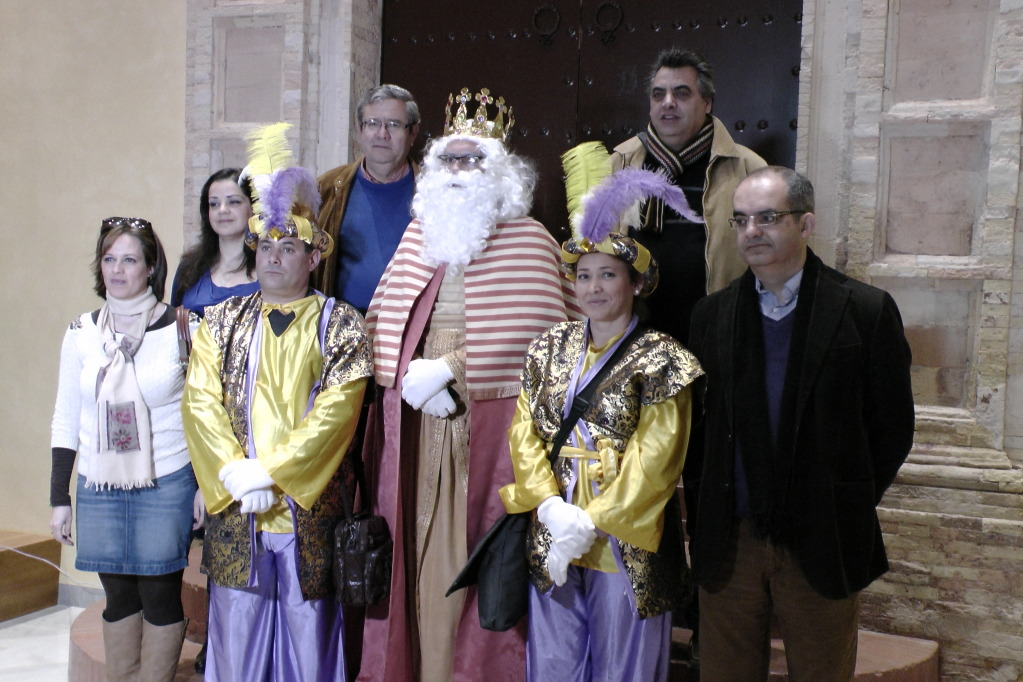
[{"xmin": 99, "ymin": 570, "xmax": 184, "ymax": 625}]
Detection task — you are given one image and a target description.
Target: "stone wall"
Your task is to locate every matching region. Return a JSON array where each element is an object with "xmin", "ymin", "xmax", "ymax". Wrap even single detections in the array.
[
  {"xmin": 802, "ymin": 0, "xmax": 1023, "ymax": 679},
  {"xmin": 866, "ymin": 482, "xmax": 1023, "ymax": 681}
]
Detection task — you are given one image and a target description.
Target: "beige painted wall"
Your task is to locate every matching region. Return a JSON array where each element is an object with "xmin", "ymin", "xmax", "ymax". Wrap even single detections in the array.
[{"xmin": 0, "ymin": 2, "xmax": 187, "ymax": 588}]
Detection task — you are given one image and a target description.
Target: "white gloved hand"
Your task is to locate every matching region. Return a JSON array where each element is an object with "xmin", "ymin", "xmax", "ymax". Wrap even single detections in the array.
[
  {"xmin": 537, "ymin": 495, "xmax": 596, "ymax": 558},
  {"xmin": 547, "ymin": 538, "xmax": 573, "ymax": 586},
  {"xmin": 421, "ymin": 389, "xmax": 456, "ymax": 418},
  {"xmin": 219, "ymin": 459, "xmax": 275, "ymax": 500},
  {"xmin": 401, "ymin": 358, "xmax": 455, "ymax": 409},
  {"xmin": 238, "ymin": 489, "xmax": 278, "ymax": 514}
]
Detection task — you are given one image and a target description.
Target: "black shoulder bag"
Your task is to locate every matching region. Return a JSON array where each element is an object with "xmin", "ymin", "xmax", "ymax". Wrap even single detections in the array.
[
  {"xmin": 446, "ymin": 326, "xmax": 643, "ymax": 631},
  {"xmin": 334, "ymin": 449, "xmax": 394, "ymax": 606}
]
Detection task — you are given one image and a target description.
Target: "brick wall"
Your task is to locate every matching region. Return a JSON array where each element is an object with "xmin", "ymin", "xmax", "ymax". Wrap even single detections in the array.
[{"xmin": 183, "ymin": 0, "xmax": 380, "ymax": 242}]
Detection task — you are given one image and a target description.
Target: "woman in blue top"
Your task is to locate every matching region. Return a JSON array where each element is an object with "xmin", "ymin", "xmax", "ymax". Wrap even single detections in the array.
[
  {"xmin": 172, "ymin": 168, "xmax": 259, "ymax": 313},
  {"xmin": 171, "ymin": 168, "xmax": 259, "ymax": 673}
]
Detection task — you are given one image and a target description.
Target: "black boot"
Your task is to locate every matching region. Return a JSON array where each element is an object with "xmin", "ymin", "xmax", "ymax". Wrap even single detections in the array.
[{"xmin": 194, "ymin": 639, "xmax": 207, "ymax": 673}]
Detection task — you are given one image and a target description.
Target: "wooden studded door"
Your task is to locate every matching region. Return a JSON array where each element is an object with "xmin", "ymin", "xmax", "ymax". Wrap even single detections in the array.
[{"xmin": 381, "ymin": 0, "xmax": 802, "ymax": 238}]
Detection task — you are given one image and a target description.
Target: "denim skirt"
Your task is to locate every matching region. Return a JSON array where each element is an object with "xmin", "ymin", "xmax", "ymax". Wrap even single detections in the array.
[{"xmin": 75, "ymin": 464, "xmax": 197, "ymax": 575}]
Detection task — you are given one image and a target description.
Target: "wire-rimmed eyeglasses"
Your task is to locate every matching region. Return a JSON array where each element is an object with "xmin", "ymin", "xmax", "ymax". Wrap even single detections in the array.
[
  {"xmin": 728, "ymin": 211, "xmax": 805, "ymax": 230},
  {"xmin": 437, "ymin": 153, "xmax": 485, "ymax": 169},
  {"xmin": 360, "ymin": 118, "xmax": 412, "ymax": 132}
]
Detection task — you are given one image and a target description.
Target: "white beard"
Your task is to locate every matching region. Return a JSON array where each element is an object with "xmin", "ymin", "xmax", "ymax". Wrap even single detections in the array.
[{"xmin": 415, "ymin": 169, "xmax": 502, "ymax": 273}]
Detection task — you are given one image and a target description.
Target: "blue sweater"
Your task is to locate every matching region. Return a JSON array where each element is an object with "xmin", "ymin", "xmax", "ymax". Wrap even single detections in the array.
[
  {"xmin": 734, "ymin": 311, "xmax": 795, "ymax": 518},
  {"xmin": 334, "ymin": 169, "xmax": 414, "ymax": 312}
]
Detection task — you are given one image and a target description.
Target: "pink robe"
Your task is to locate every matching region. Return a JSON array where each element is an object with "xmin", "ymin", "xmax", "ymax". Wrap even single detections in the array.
[{"xmin": 358, "ymin": 270, "xmax": 528, "ymax": 682}]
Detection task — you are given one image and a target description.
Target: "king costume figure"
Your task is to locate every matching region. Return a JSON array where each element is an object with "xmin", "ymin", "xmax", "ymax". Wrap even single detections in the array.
[
  {"xmin": 357, "ymin": 88, "xmax": 577, "ymax": 682},
  {"xmin": 182, "ymin": 123, "xmax": 373, "ymax": 682}
]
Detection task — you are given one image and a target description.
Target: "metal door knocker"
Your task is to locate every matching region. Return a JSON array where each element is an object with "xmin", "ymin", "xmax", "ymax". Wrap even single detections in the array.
[
  {"xmin": 533, "ymin": 4, "xmax": 561, "ymax": 46},
  {"xmin": 595, "ymin": 1, "xmax": 623, "ymax": 44}
]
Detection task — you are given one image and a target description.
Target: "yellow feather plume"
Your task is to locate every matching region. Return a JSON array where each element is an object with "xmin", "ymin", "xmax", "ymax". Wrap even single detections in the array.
[
  {"xmin": 245, "ymin": 122, "xmax": 294, "ymax": 186},
  {"xmin": 561, "ymin": 141, "xmax": 612, "ymax": 237}
]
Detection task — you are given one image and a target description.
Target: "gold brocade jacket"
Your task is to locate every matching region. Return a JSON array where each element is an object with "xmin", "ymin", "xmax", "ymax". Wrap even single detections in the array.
[
  {"xmin": 501, "ymin": 321, "xmax": 703, "ymax": 618},
  {"xmin": 183, "ymin": 292, "xmax": 373, "ymax": 599}
]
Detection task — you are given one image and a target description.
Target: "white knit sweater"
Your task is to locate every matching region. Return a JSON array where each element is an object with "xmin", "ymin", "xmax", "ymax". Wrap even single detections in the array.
[{"xmin": 50, "ymin": 309, "xmax": 192, "ymax": 479}]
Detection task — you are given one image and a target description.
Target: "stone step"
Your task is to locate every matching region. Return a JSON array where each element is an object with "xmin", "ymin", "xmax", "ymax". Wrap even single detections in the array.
[
  {"xmin": 0, "ymin": 531, "xmax": 61, "ymax": 622},
  {"xmin": 669, "ymin": 626, "xmax": 939, "ymax": 681},
  {"xmin": 80, "ymin": 543, "xmax": 939, "ymax": 681}
]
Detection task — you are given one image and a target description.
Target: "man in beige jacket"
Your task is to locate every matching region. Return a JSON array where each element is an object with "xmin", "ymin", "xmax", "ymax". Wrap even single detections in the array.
[
  {"xmin": 612, "ymin": 47, "xmax": 765, "ymax": 346},
  {"xmin": 611, "ymin": 47, "xmax": 766, "ymax": 666}
]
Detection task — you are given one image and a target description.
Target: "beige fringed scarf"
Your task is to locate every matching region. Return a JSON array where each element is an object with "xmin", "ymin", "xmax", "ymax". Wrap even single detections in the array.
[{"xmin": 85, "ymin": 288, "xmax": 158, "ymax": 489}]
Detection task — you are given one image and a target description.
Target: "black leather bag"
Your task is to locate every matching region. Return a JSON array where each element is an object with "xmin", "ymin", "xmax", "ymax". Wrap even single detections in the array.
[
  {"xmin": 447, "ymin": 510, "xmax": 531, "ymax": 631},
  {"xmin": 334, "ymin": 455, "xmax": 393, "ymax": 606},
  {"xmin": 447, "ymin": 326, "xmax": 643, "ymax": 631}
]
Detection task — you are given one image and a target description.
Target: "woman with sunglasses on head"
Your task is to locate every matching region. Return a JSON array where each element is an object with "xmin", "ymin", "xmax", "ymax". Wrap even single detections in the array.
[
  {"xmin": 49, "ymin": 217, "xmax": 202, "ymax": 682},
  {"xmin": 171, "ymin": 168, "xmax": 259, "ymax": 315}
]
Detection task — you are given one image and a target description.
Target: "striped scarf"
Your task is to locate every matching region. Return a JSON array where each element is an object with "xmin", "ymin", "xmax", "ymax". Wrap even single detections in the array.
[
  {"xmin": 366, "ymin": 218, "xmax": 578, "ymax": 400},
  {"xmin": 638, "ymin": 116, "xmax": 714, "ymax": 232}
]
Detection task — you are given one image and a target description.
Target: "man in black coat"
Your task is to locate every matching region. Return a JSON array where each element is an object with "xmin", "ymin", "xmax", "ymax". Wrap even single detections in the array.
[{"xmin": 687, "ymin": 166, "xmax": 915, "ymax": 681}]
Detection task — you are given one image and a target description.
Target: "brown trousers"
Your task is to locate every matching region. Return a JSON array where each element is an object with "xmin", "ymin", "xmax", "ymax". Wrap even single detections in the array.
[{"xmin": 698, "ymin": 521, "xmax": 859, "ymax": 682}]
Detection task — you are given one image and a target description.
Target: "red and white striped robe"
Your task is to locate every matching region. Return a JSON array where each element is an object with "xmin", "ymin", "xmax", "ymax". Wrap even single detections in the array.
[
  {"xmin": 359, "ymin": 217, "xmax": 578, "ymax": 682},
  {"xmin": 366, "ymin": 217, "xmax": 579, "ymax": 399}
]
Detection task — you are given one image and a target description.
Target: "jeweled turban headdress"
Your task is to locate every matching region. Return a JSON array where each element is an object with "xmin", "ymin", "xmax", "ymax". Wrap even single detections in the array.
[
  {"xmin": 559, "ymin": 141, "xmax": 704, "ymax": 298},
  {"xmin": 241, "ymin": 122, "xmax": 333, "ymax": 256}
]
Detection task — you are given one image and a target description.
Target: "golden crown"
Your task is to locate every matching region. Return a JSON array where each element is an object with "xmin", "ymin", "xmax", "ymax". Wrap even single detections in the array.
[{"xmin": 442, "ymin": 87, "xmax": 514, "ymax": 143}]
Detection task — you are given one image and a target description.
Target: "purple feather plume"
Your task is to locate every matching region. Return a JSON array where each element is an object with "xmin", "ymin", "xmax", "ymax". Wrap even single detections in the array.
[
  {"xmin": 578, "ymin": 168, "xmax": 703, "ymax": 243},
  {"xmin": 261, "ymin": 166, "xmax": 321, "ymax": 227}
]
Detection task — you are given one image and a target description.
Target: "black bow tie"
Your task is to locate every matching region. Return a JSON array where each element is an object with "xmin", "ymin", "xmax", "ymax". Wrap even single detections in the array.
[{"xmin": 268, "ymin": 310, "xmax": 296, "ymax": 336}]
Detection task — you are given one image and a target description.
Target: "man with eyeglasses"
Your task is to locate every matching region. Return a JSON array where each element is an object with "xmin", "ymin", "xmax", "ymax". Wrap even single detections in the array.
[
  {"xmin": 358, "ymin": 88, "xmax": 576, "ymax": 682},
  {"xmin": 315, "ymin": 84, "xmax": 420, "ymax": 314},
  {"xmin": 687, "ymin": 166, "xmax": 915, "ymax": 681}
]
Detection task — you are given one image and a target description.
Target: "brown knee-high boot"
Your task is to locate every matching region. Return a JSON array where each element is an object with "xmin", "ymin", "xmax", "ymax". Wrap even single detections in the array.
[
  {"xmin": 138, "ymin": 619, "xmax": 186, "ymax": 682},
  {"xmin": 102, "ymin": 612, "xmax": 142, "ymax": 682}
]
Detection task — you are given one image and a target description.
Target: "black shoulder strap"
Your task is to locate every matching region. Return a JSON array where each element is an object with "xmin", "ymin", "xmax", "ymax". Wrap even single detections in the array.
[{"xmin": 546, "ymin": 325, "xmax": 644, "ymax": 464}]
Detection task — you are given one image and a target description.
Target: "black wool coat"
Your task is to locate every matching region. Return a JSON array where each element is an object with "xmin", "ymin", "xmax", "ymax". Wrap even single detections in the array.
[{"xmin": 686, "ymin": 250, "xmax": 915, "ymax": 599}]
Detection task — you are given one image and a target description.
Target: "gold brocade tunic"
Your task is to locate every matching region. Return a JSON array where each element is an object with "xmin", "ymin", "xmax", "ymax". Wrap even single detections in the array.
[
  {"xmin": 567, "ymin": 333, "xmax": 689, "ymax": 574},
  {"xmin": 183, "ymin": 292, "xmax": 373, "ymax": 598},
  {"xmin": 500, "ymin": 321, "xmax": 703, "ymax": 617},
  {"xmin": 415, "ymin": 272, "xmax": 471, "ymax": 682}
]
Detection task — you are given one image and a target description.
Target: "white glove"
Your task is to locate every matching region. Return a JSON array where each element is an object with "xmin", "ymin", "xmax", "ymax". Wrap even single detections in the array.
[
  {"xmin": 547, "ymin": 538, "xmax": 573, "ymax": 586},
  {"xmin": 401, "ymin": 358, "xmax": 455, "ymax": 409},
  {"xmin": 219, "ymin": 459, "xmax": 275, "ymax": 500},
  {"xmin": 421, "ymin": 389, "xmax": 456, "ymax": 418},
  {"xmin": 238, "ymin": 489, "xmax": 278, "ymax": 514},
  {"xmin": 537, "ymin": 496, "xmax": 596, "ymax": 558}
]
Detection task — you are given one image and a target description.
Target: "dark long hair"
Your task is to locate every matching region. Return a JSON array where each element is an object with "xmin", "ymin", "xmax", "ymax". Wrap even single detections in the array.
[{"xmin": 173, "ymin": 168, "xmax": 255, "ymax": 304}]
